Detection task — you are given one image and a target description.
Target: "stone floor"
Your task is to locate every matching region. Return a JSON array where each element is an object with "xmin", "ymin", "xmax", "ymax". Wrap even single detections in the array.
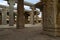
[{"xmin": 0, "ymin": 23, "xmax": 60, "ymax": 40}]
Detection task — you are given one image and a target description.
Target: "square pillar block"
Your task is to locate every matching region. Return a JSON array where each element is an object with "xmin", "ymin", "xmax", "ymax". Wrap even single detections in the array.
[{"xmin": 42, "ymin": 0, "xmax": 60, "ymax": 36}]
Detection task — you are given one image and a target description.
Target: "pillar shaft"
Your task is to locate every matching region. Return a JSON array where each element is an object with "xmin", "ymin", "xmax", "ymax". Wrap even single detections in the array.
[
  {"xmin": 42, "ymin": 0, "xmax": 57, "ymax": 36},
  {"xmin": 8, "ymin": 0, "xmax": 15, "ymax": 26},
  {"xmin": 36, "ymin": 11, "xmax": 38, "ymax": 23},
  {"xmin": 2, "ymin": 8, "xmax": 7, "ymax": 25},
  {"xmin": 30, "ymin": 7, "xmax": 35, "ymax": 24},
  {"xmin": 17, "ymin": 0, "xmax": 25, "ymax": 28},
  {"xmin": 30, "ymin": 11, "xmax": 34, "ymax": 24},
  {"xmin": 56, "ymin": 0, "xmax": 60, "ymax": 36}
]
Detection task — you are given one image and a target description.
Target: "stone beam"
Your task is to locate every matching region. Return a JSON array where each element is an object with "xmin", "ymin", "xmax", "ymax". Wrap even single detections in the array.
[
  {"xmin": 0, "ymin": 4, "xmax": 31, "ymax": 12},
  {"xmin": 5, "ymin": 0, "xmax": 34, "ymax": 6}
]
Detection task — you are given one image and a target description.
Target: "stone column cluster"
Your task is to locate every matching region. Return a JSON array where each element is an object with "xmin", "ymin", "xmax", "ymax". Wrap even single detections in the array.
[
  {"xmin": 0, "ymin": 0, "xmax": 15, "ymax": 26},
  {"xmin": 30, "ymin": 7, "xmax": 39, "ymax": 24}
]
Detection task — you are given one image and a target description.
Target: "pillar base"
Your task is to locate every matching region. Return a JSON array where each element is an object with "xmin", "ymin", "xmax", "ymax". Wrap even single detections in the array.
[
  {"xmin": 16, "ymin": 26, "xmax": 25, "ymax": 29},
  {"xmin": 42, "ymin": 27, "xmax": 60, "ymax": 37},
  {"xmin": 9, "ymin": 24, "xmax": 14, "ymax": 26}
]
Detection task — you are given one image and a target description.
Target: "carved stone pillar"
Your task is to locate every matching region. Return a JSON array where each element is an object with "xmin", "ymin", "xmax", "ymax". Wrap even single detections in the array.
[
  {"xmin": 30, "ymin": 6, "xmax": 35, "ymax": 24},
  {"xmin": 8, "ymin": 0, "xmax": 15, "ymax": 26},
  {"xmin": 42, "ymin": 0, "xmax": 57, "ymax": 36}
]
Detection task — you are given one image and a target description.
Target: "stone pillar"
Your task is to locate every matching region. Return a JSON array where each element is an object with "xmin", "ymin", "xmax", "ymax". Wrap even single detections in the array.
[
  {"xmin": 17, "ymin": 0, "xmax": 25, "ymax": 28},
  {"xmin": 30, "ymin": 11, "xmax": 34, "ymax": 24},
  {"xmin": 8, "ymin": 0, "xmax": 15, "ymax": 26},
  {"xmin": 2, "ymin": 8, "xmax": 7, "ymax": 25},
  {"xmin": 42, "ymin": 0, "xmax": 57, "ymax": 36},
  {"xmin": 36, "ymin": 11, "xmax": 39, "ymax": 23},
  {"xmin": 30, "ymin": 7, "xmax": 35, "ymax": 24}
]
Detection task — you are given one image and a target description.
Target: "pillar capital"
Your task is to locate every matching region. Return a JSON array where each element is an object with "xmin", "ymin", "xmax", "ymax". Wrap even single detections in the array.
[
  {"xmin": 36, "ymin": 10, "xmax": 40, "ymax": 15},
  {"xmin": 7, "ymin": 0, "xmax": 15, "ymax": 5},
  {"xmin": 30, "ymin": 6, "xmax": 36, "ymax": 10}
]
